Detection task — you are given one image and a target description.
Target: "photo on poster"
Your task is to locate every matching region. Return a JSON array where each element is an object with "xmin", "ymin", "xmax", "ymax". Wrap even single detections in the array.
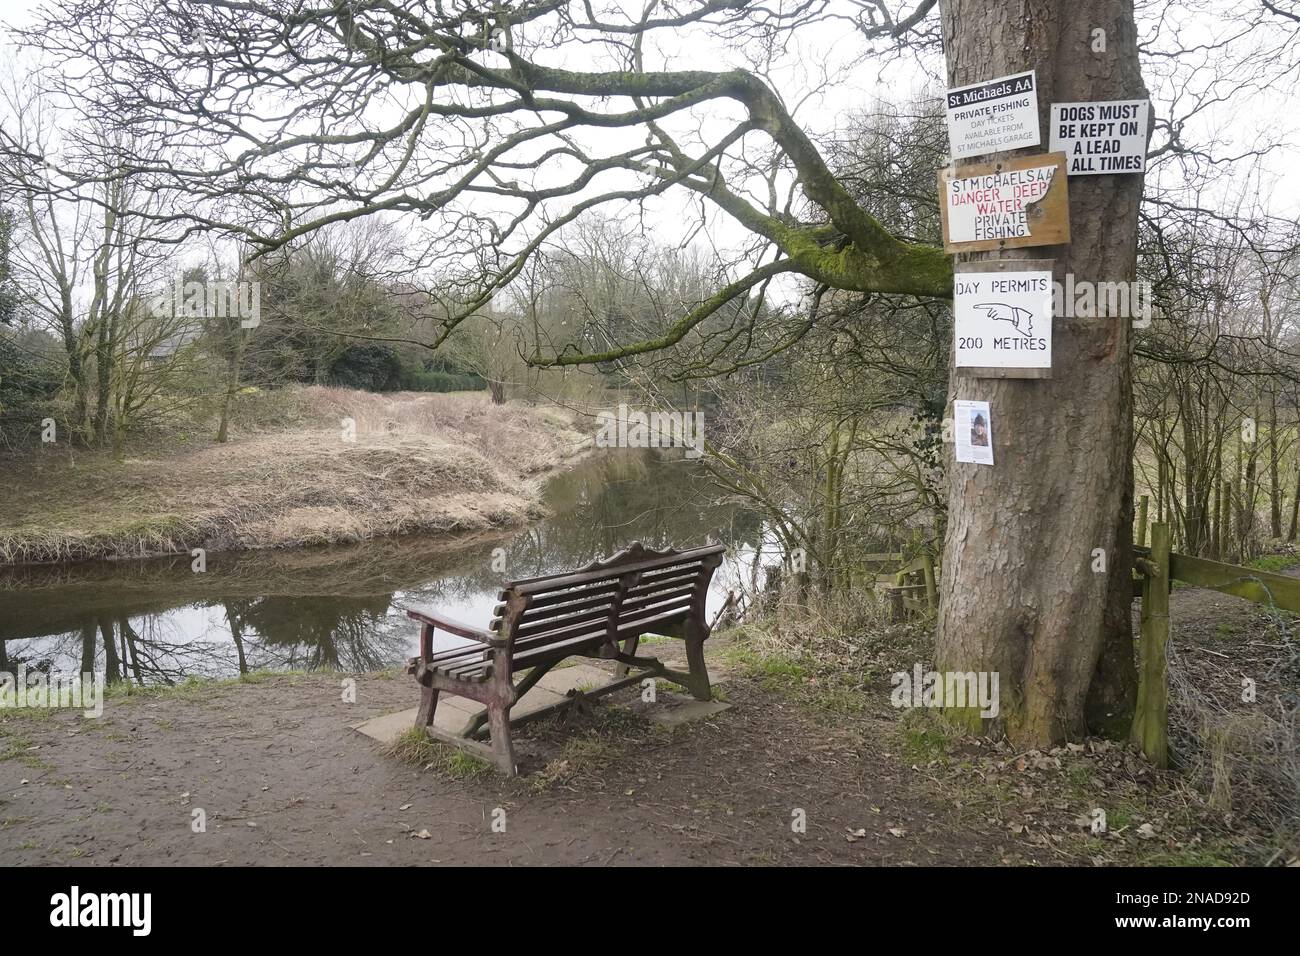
[{"xmin": 954, "ymin": 400, "xmax": 994, "ymax": 465}]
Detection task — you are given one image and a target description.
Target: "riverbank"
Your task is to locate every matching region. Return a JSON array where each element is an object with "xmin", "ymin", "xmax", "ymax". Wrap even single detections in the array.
[{"xmin": 0, "ymin": 386, "xmax": 590, "ymax": 566}]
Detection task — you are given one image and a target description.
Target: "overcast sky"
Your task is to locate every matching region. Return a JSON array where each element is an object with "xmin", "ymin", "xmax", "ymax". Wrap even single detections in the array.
[{"xmin": 2, "ymin": 0, "xmax": 1296, "ymax": 292}]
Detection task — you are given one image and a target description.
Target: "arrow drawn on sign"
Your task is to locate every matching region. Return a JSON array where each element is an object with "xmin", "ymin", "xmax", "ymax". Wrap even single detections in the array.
[{"xmin": 973, "ymin": 303, "xmax": 1034, "ymax": 338}]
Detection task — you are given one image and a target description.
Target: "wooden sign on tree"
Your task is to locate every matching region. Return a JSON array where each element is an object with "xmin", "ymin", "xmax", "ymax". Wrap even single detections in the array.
[{"xmin": 939, "ymin": 152, "xmax": 1071, "ymax": 253}]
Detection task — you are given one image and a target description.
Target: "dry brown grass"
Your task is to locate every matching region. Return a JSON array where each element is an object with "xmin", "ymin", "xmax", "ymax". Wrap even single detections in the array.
[{"xmin": 0, "ymin": 386, "xmax": 589, "ymax": 565}]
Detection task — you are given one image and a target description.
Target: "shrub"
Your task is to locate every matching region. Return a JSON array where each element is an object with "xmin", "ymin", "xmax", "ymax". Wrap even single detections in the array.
[
  {"xmin": 327, "ymin": 344, "xmax": 403, "ymax": 391},
  {"xmin": 399, "ymin": 368, "xmax": 487, "ymax": 393}
]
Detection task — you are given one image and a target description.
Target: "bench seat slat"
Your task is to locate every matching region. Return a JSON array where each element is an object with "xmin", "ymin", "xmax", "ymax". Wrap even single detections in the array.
[
  {"xmin": 507, "ymin": 606, "xmax": 693, "ymax": 673},
  {"xmin": 511, "ymin": 546, "xmax": 723, "ymax": 596},
  {"xmin": 509, "ymin": 593, "xmax": 695, "ymax": 653},
  {"xmin": 503, "ymin": 543, "xmax": 722, "ymax": 589},
  {"xmin": 507, "ymin": 570, "xmax": 704, "ymax": 634},
  {"xmin": 504, "ymin": 580, "xmax": 620, "ymax": 611},
  {"xmin": 510, "ymin": 585, "xmax": 695, "ymax": 640},
  {"xmin": 513, "ymin": 602, "xmax": 618, "ymax": 640},
  {"xmin": 507, "ymin": 591, "xmax": 619, "ymax": 627},
  {"xmin": 626, "ymin": 570, "xmax": 701, "ymax": 594}
]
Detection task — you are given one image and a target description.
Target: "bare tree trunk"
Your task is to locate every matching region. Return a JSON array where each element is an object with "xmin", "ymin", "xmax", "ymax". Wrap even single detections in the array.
[
  {"xmin": 1211, "ymin": 467, "xmax": 1222, "ymax": 560},
  {"xmin": 1288, "ymin": 457, "xmax": 1300, "ymax": 542},
  {"xmin": 216, "ymin": 331, "xmax": 248, "ymax": 443},
  {"xmin": 92, "ymin": 314, "xmax": 112, "ymax": 444},
  {"xmin": 79, "ymin": 619, "xmax": 96, "ymax": 674},
  {"xmin": 936, "ymin": 0, "xmax": 1144, "ymax": 745},
  {"xmin": 56, "ymin": 289, "xmax": 90, "ymax": 442},
  {"xmin": 226, "ymin": 603, "xmax": 249, "ymax": 676},
  {"xmin": 99, "ymin": 617, "xmax": 120, "ymax": 684},
  {"xmin": 1270, "ymin": 389, "xmax": 1281, "ymax": 538}
]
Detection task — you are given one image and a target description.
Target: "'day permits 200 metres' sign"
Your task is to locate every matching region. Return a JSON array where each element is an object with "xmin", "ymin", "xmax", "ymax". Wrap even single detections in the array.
[
  {"xmin": 954, "ymin": 266, "xmax": 1053, "ymax": 373},
  {"xmin": 939, "ymin": 153, "xmax": 1070, "ymax": 253}
]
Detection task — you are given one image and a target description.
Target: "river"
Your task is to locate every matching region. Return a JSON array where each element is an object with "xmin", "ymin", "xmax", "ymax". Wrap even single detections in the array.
[{"xmin": 0, "ymin": 450, "xmax": 763, "ymax": 684}]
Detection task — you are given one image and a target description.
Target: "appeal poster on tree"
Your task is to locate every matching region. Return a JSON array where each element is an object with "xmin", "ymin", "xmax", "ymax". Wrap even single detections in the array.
[{"xmin": 955, "ymin": 400, "xmax": 994, "ymax": 466}]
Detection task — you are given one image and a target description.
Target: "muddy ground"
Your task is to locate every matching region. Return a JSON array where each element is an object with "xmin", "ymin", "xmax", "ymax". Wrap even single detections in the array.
[
  {"xmin": 1, "ymin": 586, "xmax": 1294, "ymax": 867},
  {"xmin": 0, "ymin": 667, "xmax": 1041, "ymax": 866}
]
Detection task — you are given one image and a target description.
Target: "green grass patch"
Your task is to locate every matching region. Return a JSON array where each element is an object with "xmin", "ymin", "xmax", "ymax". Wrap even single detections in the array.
[
  {"xmin": 0, "ymin": 725, "xmax": 51, "ymax": 769},
  {"xmin": 899, "ymin": 710, "xmax": 953, "ymax": 764},
  {"xmin": 1213, "ymin": 621, "xmax": 1240, "ymax": 640},
  {"xmin": 103, "ymin": 669, "xmax": 309, "ymax": 701},
  {"xmin": 383, "ymin": 727, "xmax": 493, "ymax": 780},
  {"xmin": 1246, "ymin": 553, "xmax": 1299, "ymax": 574},
  {"xmin": 721, "ymin": 643, "xmax": 808, "ymax": 689},
  {"xmin": 720, "ymin": 637, "xmax": 867, "ymax": 716}
]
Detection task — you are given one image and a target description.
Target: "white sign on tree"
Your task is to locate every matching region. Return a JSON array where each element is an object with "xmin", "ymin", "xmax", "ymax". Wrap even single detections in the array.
[
  {"xmin": 944, "ymin": 70, "xmax": 1040, "ymax": 160},
  {"xmin": 954, "ymin": 400, "xmax": 994, "ymax": 466},
  {"xmin": 1049, "ymin": 100, "xmax": 1150, "ymax": 175},
  {"xmin": 954, "ymin": 269, "xmax": 1053, "ymax": 369}
]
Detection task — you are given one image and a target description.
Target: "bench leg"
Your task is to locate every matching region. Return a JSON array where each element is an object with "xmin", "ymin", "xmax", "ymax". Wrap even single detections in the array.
[
  {"xmin": 683, "ymin": 621, "xmax": 712, "ymax": 702},
  {"xmin": 614, "ymin": 634, "xmax": 640, "ymax": 679},
  {"xmin": 415, "ymin": 684, "xmax": 440, "ymax": 729},
  {"xmin": 487, "ymin": 704, "xmax": 517, "ymax": 776}
]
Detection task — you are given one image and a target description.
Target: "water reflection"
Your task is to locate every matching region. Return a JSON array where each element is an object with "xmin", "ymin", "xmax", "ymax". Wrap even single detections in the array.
[{"xmin": 0, "ymin": 451, "xmax": 762, "ymax": 685}]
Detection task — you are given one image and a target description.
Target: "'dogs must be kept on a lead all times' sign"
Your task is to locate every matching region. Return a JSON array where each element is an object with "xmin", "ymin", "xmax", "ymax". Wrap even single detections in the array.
[
  {"xmin": 944, "ymin": 70, "xmax": 1040, "ymax": 160},
  {"xmin": 1049, "ymin": 99, "xmax": 1150, "ymax": 176}
]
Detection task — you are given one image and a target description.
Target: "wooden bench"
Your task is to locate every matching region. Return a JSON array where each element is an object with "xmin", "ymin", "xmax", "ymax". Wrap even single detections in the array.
[{"xmin": 405, "ymin": 541, "xmax": 726, "ymax": 775}]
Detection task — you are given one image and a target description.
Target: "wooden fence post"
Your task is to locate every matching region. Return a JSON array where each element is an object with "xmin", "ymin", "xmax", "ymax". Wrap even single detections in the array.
[
  {"xmin": 1136, "ymin": 494, "xmax": 1149, "ymax": 549},
  {"xmin": 921, "ymin": 551, "xmax": 938, "ymax": 612},
  {"xmin": 1131, "ymin": 521, "xmax": 1170, "ymax": 768}
]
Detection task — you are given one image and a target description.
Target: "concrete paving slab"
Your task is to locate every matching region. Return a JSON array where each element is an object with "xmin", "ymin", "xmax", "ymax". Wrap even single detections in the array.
[
  {"xmin": 537, "ymin": 662, "xmax": 617, "ymax": 696},
  {"xmin": 353, "ymin": 707, "xmax": 420, "ymax": 744},
  {"xmin": 354, "ymin": 664, "xmax": 611, "ymax": 744},
  {"xmin": 354, "ymin": 664, "xmax": 729, "ymax": 746},
  {"xmin": 644, "ymin": 696, "xmax": 732, "ymax": 726}
]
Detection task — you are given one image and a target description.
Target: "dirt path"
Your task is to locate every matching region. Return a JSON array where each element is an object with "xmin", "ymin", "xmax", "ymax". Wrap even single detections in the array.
[
  {"xmin": 5, "ymin": 572, "xmax": 1288, "ymax": 867},
  {"xmin": 0, "ymin": 669, "xmax": 1041, "ymax": 866}
]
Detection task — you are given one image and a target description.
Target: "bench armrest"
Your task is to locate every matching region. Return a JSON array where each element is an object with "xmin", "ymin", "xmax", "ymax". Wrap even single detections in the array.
[{"xmin": 407, "ymin": 607, "xmax": 506, "ymax": 647}]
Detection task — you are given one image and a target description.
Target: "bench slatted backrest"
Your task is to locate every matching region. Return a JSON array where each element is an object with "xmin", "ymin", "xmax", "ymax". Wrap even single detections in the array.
[{"xmin": 489, "ymin": 542, "xmax": 725, "ymax": 672}]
